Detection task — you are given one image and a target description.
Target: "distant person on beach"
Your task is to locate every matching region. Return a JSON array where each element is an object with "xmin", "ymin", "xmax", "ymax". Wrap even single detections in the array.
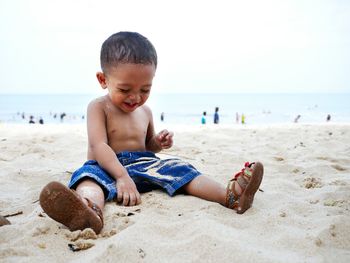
[
  {"xmin": 201, "ymin": 111, "xmax": 207, "ymax": 124},
  {"xmin": 236, "ymin": 112, "xmax": 239, "ymax": 124},
  {"xmin": 326, "ymin": 114, "xmax": 331, "ymax": 122},
  {"xmin": 294, "ymin": 114, "xmax": 301, "ymax": 123},
  {"xmin": 40, "ymin": 31, "xmax": 264, "ymax": 234},
  {"xmin": 29, "ymin": 115, "xmax": 35, "ymax": 124},
  {"xmin": 60, "ymin": 113, "xmax": 66, "ymax": 122},
  {"xmin": 39, "ymin": 117, "xmax": 44, "ymax": 124},
  {"xmin": 214, "ymin": 107, "xmax": 219, "ymax": 124},
  {"xmin": 241, "ymin": 113, "xmax": 245, "ymax": 124},
  {"xmin": 160, "ymin": 112, "xmax": 164, "ymax": 122}
]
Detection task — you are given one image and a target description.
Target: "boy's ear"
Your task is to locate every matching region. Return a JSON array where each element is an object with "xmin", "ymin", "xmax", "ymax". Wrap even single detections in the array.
[{"xmin": 96, "ymin": 72, "xmax": 108, "ymax": 89}]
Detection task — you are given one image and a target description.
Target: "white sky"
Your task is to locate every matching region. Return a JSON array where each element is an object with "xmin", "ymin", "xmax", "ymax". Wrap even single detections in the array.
[{"xmin": 0, "ymin": 0, "xmax": 349, "ymax": 94}]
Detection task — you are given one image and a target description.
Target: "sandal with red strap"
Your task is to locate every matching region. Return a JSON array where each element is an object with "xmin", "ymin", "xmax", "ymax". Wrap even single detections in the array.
[{"xmin": 225, "ymin": 162, "xmax": 264, "ymax": 214}]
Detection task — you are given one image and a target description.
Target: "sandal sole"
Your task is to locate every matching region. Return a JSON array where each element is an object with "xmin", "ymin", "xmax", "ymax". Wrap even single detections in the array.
[
  {"xmin": 237, "ymin": 162, "xmax": 264, "ymax": 214},
  {"xmin": 39, "ymin": 181, "xmax": 103, "ymax": 234}
]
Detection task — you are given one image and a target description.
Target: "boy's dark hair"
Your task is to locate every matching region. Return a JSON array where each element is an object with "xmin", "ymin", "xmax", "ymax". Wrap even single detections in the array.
[{"xmin": 100, "ymin": 31, "xmax": 157, "ymax": 74}]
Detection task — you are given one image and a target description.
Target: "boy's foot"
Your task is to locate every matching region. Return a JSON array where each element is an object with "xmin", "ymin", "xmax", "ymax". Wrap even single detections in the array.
[
  {"xmin": 39, "ymin": 181, "xmax": 103, "ymax": 234},
  {"xmin": 225, "ymin": 162, "xmax": 264, "ymax": 214}
]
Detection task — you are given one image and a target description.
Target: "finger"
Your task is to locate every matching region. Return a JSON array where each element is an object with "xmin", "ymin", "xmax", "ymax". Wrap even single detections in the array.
[
  {"xmin": 122, "ymin": 192, "xmax": 130, "ymax": 206},
  {"xmin": 159, "ymin": 129, "xmax": 168, "ymax": 138},
  {"xmin": 167, "ymin": 131, "xmax": 174, "ymax": 138},
  {"xmin": 129, "ymin": 193, "xmax": 136, "ymax": 206},
  {"xmin": 164, "ymin": 131, "xmax": 173, "ymax": 139},
  {"xmin": 135, "ymin": 192, "xmax": 142, "ymax": 205},
  {"xmin": 158, "ymin": 133, "xmax": 166, "ymax": 141},
  {"xmin": 162, "ymin": 140, "xmax": 172, "ymax": 148},
  {"xmin": 161, "ymin": 143, "xmax": 170, "ymax": 149},
  {"xmin": 117, "ymin": 190, "xmax": 123, "ymax": 203},
  {"xmin": 164, "ymin": 134, "xmax": 170, "ymax": 141},
  {"xmin": 157, "ymin": 134, "xmax": 164, "ymax": 142},
  {"xmin": 165, "ymin": 137, "xmax": 173, "ymax": 145},
  {"xmin": 164, "ymin": 133, "xmax": 173, "ymax": 143}
]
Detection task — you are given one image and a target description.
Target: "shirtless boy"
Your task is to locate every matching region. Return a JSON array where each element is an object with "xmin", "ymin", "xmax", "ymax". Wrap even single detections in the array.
[{"xmin": 40, "ymin": 32, "xmax": 264, "ymax": 234}]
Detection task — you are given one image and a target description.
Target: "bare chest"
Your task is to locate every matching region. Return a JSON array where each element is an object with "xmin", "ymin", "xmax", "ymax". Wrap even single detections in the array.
[{"xmin": 105, "ymin": 109, "xmax": 150, "ymax": 152}]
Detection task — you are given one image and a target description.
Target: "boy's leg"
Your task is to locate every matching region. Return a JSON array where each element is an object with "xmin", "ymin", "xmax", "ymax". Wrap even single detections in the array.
[
  {"xmin": 182, "ymin": 176, "xmax": 245, "ymax": 206},
  {"xmin": 182, "ymin": 162, "xmax": 263, "ymax": 213},
  {"xmin": 182, "ymin": 175, "xmax": 227, "ymax": 206},
  {"xmin": 75, "ymin": 179, "xmax": 105, "ymax": 210}
]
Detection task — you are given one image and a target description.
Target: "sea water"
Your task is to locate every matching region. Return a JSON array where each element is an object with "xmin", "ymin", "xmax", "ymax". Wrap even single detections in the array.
[{"xmin": 0, "ymin": 93, "xmax": 349, "ymax": 125}]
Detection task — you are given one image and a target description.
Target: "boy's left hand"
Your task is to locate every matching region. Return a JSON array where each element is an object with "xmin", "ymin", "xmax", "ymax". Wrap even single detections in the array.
[{"xmin": 156, "ymin": 129, "xmax": 174, "ymax": 149}]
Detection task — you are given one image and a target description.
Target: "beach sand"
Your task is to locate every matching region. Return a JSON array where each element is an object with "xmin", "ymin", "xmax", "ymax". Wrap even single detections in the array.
[{"xmin": 1, "ymin": 123, "xmax": 350, "ymax": 262}]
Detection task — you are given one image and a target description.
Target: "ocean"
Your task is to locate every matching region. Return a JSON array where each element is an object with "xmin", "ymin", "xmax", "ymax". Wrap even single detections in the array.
[{"xmin": 0, "ymin": 93, "xmax": 349, "ymax": 125}]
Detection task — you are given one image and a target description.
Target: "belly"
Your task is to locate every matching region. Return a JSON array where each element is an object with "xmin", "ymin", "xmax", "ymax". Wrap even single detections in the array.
[{"xmin": 109, "ymin": 139, "xmax": 147, "ymax": 154}]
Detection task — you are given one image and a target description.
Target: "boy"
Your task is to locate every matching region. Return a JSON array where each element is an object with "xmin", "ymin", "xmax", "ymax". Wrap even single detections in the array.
[{"xmin": 40, "ymin": 32, "xmax": 263, "ymax": 234}]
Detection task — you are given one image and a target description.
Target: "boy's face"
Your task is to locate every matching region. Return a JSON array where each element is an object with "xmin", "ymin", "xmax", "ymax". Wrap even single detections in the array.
[{"xmin": 96, "ymin": 63, "xmax": 156, "ymax": 113}]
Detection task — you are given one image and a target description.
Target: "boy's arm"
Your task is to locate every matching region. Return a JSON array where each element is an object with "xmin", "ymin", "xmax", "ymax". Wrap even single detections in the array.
[
  {"xmin": 145, "ymin": 107, "xmax": 173, "ymax": 153},
  {"xmin": 87, "ymin": 100, "xmax": 141, "ymax": 206}
]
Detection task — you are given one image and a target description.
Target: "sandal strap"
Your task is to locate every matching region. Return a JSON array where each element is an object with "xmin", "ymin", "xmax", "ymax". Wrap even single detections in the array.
[
  {"xmin": 226, "ymin": 190, "xmax": 238, "ymax": 209},
  {"xmin": 226, "ymin": 180, "xmax": 239, "ymax": 209},
  {"xmin": 233, "ymin": 162, "xmax": 254, "ymax": 180},
  {"xmin": 225, "ymin": 162, "xmax": 256, "ymax": 209},
  {"xmin": 85, "ymin": 198, "xmax": 104, "ymax": 224}
]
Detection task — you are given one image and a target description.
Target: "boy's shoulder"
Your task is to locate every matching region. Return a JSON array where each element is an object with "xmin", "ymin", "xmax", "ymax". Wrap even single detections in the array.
[
  {"xmin": 89, "ymin": 95, "xmax": 108, "ymax": 105},
  {"xmin": 87, "ymin": 95, "xmax": 109, "ymax": 110},
  {"xmin": 141, "ymin": 103, "xmax": 152, "ymax": 113}
]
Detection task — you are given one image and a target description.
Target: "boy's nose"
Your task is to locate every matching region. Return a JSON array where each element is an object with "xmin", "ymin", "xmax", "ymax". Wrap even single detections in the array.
[{"xmin": 128, "ymin": 93, "xmax": 141, "ymax": 102}]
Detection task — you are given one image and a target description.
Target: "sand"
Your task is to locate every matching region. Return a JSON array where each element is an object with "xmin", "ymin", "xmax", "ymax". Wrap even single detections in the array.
[{"xmin": 0, "ymin": 123, "xmax": 350, "ymax": 262}]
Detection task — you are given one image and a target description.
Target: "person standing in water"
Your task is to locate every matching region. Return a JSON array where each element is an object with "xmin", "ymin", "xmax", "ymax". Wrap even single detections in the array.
[
  {"xmin": 214, "ymin": 107, "xmax": 219, "ymax": 124},
  {"xmin": 201, "ymin": 111, "xmax": 207, "ymax": 124}
]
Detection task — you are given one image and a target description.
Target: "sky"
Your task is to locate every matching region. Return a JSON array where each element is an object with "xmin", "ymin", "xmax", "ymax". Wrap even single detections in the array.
[{"xmin": 0, "ymin": 0, "xmax": 349, "ymax": 94}]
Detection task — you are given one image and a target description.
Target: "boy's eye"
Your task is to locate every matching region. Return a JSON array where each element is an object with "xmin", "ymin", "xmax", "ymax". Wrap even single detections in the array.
[
  {"xmin": 118, "ymin": 89, "xmax": 129, "ymax": 93},
  {"xmin": 141, "ymin": 89, "xmax": 150, "ymax": 93}
]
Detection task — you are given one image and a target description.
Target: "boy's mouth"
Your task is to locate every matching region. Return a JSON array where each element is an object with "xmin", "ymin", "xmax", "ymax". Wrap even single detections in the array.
[{"xmin": 123, "ymin": 102, "xmax": 139, "ymax": 111}]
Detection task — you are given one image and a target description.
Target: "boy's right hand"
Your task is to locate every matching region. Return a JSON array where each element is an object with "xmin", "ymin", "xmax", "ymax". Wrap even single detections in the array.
[{"xmin": 116, "ymin": 175, "xmax": 141, "ymax": 206}]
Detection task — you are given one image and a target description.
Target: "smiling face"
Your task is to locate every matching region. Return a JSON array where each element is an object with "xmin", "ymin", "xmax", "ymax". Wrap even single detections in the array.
[{"xmin": 96, "ymin": 63, "xmax": 156, "ymax": 113}]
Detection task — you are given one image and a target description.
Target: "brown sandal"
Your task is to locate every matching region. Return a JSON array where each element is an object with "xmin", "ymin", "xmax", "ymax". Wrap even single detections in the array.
[
  {"xmin": 39, "ymin": 181, "xmax": 104, "ymax": 234},
  {"xmin": 226, "ymin": 162, "xmax": 264, "ymax": 214}
]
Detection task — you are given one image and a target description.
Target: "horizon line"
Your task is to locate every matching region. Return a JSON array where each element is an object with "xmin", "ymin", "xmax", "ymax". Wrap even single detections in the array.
[{"xmin": 1, "ymin": 91, "xmax": 350, "ymax": 96}]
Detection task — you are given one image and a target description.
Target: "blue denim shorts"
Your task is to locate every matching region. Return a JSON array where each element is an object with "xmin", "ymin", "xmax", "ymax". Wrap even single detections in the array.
[{"xmin": 68, "ymin": 151, "xmax": 201, "ymax": 201}]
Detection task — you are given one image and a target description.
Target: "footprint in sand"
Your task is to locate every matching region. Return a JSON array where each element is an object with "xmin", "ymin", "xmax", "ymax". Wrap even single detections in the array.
[
  {"xmin": 316, "ymin": 156, "xmax": 328, "ymax": 161},
  {"xmin": 331, "ymin": 164, "xmax": 347, "ymax": 171},
  {"xmin": 0, "ymin": 154, "xmax": 14, "ymax": 162},
  {"xmin": 31, "ymin": 226, "xmax": 51, "ymax": 237},
  {"xmin": 97, "ymin": 207, "xmax": 139, "ymax": 236},
  {"xmin": 315, "ymin": 222, "xmax": 350, "ymax": 249},
  {"xmin": 315, "ymin": 157, "xmax": 347, "ymax": 171},
  {"xmin": 330, "ymin": 180, "xmax": 347, "ymax": 186},
  {"xmin": 42, "ymin": 136, "xmax": 55, "ymax": 143}
]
